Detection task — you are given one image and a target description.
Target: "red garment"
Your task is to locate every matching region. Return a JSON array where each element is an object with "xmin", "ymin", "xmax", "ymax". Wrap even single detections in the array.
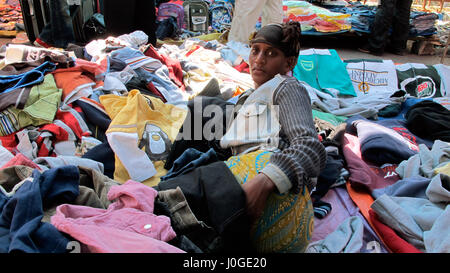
[
  {"xmin": 0, "ymin": 133, "xmax": 18, "ymax": 151},
  {"xmin": 36, "ymin": 123, "xmax": 71, "ymax": 157},
  {"xmin": 234, "ymin": 61, "xmax": 250, "ymax": 73},
  {"xmin": 288, "ymin": 13, "xmax": 317, "ymax": 22},
  {"xmin": 146, "ymin": 82, "xmax": 167, "ymax": 102},
  {"xmin": 54, "ymin": 107, "xmax": 91, "ymax": 140},
  {"xmin": 369, "ymin": 209, "xmax": 422, "ymax": 253},
  {"xmin": 185, "ymin": 45, "xmax": 201, "ymax": 57},
  {"xmin": 168, "ymin": 0, "xmax": 183, "ymax": 4},
  {"xmin": 1, "ymin": 153, "xmax": 41, "ymax": 170},
  {"xmin": 143, "ymin": 45, "xmax": 184, "ymax": 89},
  {"xmin": 39, "ymin": 123, "xmax": 69, "ymax": 142}
]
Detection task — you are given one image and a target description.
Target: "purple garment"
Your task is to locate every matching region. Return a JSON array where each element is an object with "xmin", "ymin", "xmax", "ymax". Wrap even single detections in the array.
[
  {"xmin": 311, "ymin": 187, "xmax": 389, "ymax": 253},
  {"xmin": 51, "ymin": 180, "xmax": 184, "ymax": 253},
  {"xmin": 342, "ymin": 133, "xmax": 400, "ymax": 193}
]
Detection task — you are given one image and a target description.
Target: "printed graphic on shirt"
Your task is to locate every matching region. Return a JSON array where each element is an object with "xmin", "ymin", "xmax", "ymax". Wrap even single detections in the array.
[
  {"xmin": 391, "ymin": 126, "xmax": 419, "ymax": 148},
  {"xmin": 400, "ymin": 76, "xmax": 437, "ymax": 98},
  {"xmin": 370, "ymin": 163, "xmax": 400, "ymax": 180},
  {"xmin": 300, "ymin": 60, "xmax": 314, "ymax": 71},
  {"xmin": 348, "ymin": 69, "xmax": 389, "ymax": 94},
  {"xmin": 138, "ymin": 123, "xmax": 172, "ymax": 161}
]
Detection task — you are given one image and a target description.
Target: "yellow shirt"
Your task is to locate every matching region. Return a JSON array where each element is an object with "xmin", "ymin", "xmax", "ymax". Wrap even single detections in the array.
[{"xmin": 100, "ymin": 89, "xmax": 187, "ymax": 187}]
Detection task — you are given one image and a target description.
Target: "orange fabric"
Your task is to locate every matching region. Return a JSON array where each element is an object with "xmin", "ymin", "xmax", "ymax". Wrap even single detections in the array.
[
  {"xmin": 346, "ymin": 182, "xmax": 392, "ymax": 253},
  {"xmin": 52, "ymin": 71, "xmax": 94, "ymax": 102},
  {"xmin": 52, "ymin": 58, "xmax": 108, "ymax": 102}
]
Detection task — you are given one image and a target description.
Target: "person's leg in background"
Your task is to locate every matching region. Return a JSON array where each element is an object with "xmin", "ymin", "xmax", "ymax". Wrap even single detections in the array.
[
  {"xmin": 359, "ymin": 0, "xmax": 396, "ymax": 55},
  {"xmin": 389, "ymin": 0, "xmax": 413, "ymax": 55},
  {"xmin": 228, "ymin": 0, "xmax": 267, "ymax": 44},
  {"xmin": 35, "ymin": 0, "xmax": 75, "ymax": 48},
  {"xmin": 261, "ymin": 0, "xmax": 283, "ymax": 27}
]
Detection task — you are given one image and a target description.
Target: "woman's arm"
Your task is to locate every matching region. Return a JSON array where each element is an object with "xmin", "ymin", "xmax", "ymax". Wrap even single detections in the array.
[
  {"xmin": 261, "ymin": 79, "xmax": 327, "ymax": 194},
  {"xmin": 243, "ymin": 79, "xmax": 327, "ymax": 222}
]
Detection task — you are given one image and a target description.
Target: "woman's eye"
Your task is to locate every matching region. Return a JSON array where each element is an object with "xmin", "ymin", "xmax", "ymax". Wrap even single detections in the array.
[{"xmin": 267, "ymin": 50, "xmax": 277, "ymax": 57}]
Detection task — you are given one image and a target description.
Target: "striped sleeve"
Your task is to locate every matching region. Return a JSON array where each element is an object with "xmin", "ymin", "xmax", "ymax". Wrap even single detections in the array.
[{"xmin": 260, "ymin": 78, "xmax": 327, "ymax": 194}]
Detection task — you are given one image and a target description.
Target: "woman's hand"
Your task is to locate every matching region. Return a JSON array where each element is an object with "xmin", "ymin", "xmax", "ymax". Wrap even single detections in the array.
[{"xmin": 242, "ymin": 173, "xmax": 276, "ymax": 224}]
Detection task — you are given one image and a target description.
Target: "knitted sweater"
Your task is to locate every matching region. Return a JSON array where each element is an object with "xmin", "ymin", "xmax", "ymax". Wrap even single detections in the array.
[{"xmin": 227, "ymin": 76, "xmax": 327, "ymax": 194}]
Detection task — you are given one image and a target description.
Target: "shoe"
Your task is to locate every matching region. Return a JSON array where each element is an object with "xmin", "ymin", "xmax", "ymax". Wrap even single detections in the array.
[
  {"xmin": 387, "ymin": 47, "xmax": 407, "ymax": 56},
  {"xmin": 33, "ymin": 38, "xmax": 53, "ymax": 48},
  {"xmin": 357, "ymin": 44, "xmax": 384, "ymax": 56}
]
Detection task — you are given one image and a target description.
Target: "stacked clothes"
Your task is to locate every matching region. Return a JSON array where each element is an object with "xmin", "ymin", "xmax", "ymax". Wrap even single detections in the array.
[
  {"xmin": 409, "ymin": 11, "xmax": 439, "ymax": 36},
  {"xmin": 0, "ymin": 0, "xmax": 23, "ymax": 33},
  {"xmin": 327, "ymin": 1, "xmax": 377, "ymax": 33},
  {"xmin": 326, "ymin": 2, "xmax": 439, "ymax": 36},
  {"xmin": 283, "ymin": 0, "xmax": 352, "ymax": 33}
]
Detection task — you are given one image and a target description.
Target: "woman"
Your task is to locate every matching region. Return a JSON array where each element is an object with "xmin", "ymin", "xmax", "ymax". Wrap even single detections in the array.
[{"xmin": 221, "ymin": 21, "xmax": 327, "ymax": 252}]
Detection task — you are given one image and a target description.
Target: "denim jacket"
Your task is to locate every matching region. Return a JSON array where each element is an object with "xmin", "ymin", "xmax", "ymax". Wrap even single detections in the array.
[{"xmin": 220, "ymin": 74, "xmax": 287, "ymax": 155}]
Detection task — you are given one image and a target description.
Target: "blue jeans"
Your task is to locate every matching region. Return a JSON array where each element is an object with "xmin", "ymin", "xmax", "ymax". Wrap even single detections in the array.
[{"xmin": 38, "ymin": 0, "xmax": 75, "ymax": 48}]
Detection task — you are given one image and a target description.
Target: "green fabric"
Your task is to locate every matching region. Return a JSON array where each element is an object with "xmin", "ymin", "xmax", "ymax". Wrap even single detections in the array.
[
  {"xmin": 378, "ymin": 104, "xmax": 402, "ymax": 118},
  {"xmin": 396, "ymin": 65, "xmax": 442, "ymax": 98},
  {"xmin": 293, "ymin": 49, "xmax": 356, "ymax": 97},
  {"xmin": 9, "ymin": 74, "xmax": 62, "ymax": 128},
  {"xmin": 312, "ymin": 109, "xmax": 347, "ymax": 126}
]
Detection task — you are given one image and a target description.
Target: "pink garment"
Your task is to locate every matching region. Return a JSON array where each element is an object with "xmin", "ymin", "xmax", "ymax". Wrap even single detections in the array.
[
  {"xmin": 342, "ymin": 133, "xmax": 400, "ymax": 193},
  {"xmin": 51, "ymin": 180, "xmax": 184, "ymax": 253},
  {"xmin": 1, "ymin": 153, "xmax": 41, "ymax": 170}
]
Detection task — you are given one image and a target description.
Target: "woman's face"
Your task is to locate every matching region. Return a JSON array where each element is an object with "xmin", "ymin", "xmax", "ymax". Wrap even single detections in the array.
[{"xmin": 249, "ymin": 42, "xmax": 293, "ymax": 88}]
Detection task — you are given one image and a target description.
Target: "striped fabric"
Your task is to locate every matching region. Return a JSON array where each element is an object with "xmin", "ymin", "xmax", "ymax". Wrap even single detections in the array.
[
  {"xmin": 268, "ymin": 78, "xmax": 327, "ymax": 193},
  {"xmin": 0, "ymin": 108, "xmax": 20, "ymax": 136}
]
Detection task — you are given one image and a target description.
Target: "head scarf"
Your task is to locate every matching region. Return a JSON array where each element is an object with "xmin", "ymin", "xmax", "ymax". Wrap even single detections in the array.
[{"xmin": 249, "ymin": 23, "xmax": 297, "ymax": 57}]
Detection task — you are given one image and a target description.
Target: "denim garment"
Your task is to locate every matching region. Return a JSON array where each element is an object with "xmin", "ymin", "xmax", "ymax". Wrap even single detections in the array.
[
  {"xmin": 329, "ymin": 3, "xmax": 377, "ymax": 33},
  {"xmin": 0, "ymin": 61, "xmax": 56, "ymax": 94},
  {"xmin": 38, "ymin": 0, "xmax": 75, "ymax": 48},
  {"xmin": 160, "ymin": 148, "xmax": 219, "ymax": 181},
  {"xmin": 0, "ymin": 166, "xmax": 79, "ymax": 253}
]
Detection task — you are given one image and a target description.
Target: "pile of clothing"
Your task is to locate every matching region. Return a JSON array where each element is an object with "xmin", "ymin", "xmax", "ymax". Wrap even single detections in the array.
[
  {"xmin": 283, "ymin": 0, "xmax": 352, "ymax": 33},
  {"xmin": 326, "ymin": 1, "xmax": 377, "ymax": 33},
  {"xmin": 0, "ymin": 30, "xmax": 258, "ymax": 254},
  {"xmin": 292, "ymin": 48, "xmax": 450, "ymax": 253},
  {"xmin": 324, "ymin": 1, "xmax": 439, "ymax": 37},
  {"xmin": 0, "ymin": 28, "xmax": 449, "ymax": 253},
  {"xmin": 0, "ymin": 0, "xmax": 23, "ymax": 33},
  {"xmin": 409, "ymin": 11, "xmax": 439, "ymax": 36}
]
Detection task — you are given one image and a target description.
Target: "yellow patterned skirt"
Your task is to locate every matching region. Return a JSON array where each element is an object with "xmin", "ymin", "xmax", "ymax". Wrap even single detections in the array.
[{"xmin": 225, "ymin": 150, "xmax": 314, "ymax": 253}]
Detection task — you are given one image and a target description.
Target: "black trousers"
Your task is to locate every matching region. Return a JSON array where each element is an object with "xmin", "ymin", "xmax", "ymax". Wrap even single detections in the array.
[
  {"xmin": 103, "ymin": 0, "xmax": 157, "ymax": 45},
  {"xmin": 368, "ymin": 0, "xmax": 412, "ymax": 51}
]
